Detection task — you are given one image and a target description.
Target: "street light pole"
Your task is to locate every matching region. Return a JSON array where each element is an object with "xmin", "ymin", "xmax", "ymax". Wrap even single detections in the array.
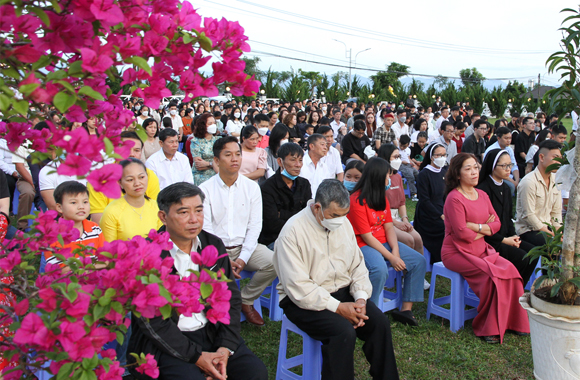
[{"xmin": 333, "ymin": 40, "xmax": 371, "ymax": 96}]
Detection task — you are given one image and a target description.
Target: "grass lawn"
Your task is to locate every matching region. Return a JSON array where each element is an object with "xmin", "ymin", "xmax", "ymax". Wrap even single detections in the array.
[{"xmin": 241, "ymin": 198, "xmax": 534, "ymax": 380}]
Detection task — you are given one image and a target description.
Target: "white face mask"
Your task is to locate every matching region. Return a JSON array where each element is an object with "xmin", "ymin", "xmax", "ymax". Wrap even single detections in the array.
[
  {"xmin": 258, "ymin": 127, "xmax": 269, "ymax": 136},
  {"xmin": 234, "ymin": 112, "xmax": 241, "ymax": 119},
  {"xmin": 390, "ymin": 158, "xmax": 402, "ymax": 171},
  {"xmin": 433, "ymin": 157, "xmax": 447, "ymax": 168},
  {"xmin": 319, "ymin": 208, "xmax": 346, "ymax": 231},
  {"xmin": 322, "ymin": 107, "xmax": 327, "ymax": 111},
  {"xmin": 207, "ymin": 124, "xmax": 217, "ymax": 134},
  {"xmin": 169, "ymin": 110, "xmax": 177, "ymax": 116},
  {"xmin": 135, "ymin": 105, "xmax": 141, "ymax": 111},
  {"xmin": 273, "ymin": 108, "xmax": 278, "ymax": 112},
  {"xmin": 141, "ymin": 111, "xmax": 149, "ymax": 117},
  {"xmin": 280, "ymin": 139, "xmax": 288, "ymax": 146}
]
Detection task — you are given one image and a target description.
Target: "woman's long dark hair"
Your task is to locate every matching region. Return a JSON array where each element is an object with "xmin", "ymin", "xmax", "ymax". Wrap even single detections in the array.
[
  {"xmin": 445, "ymin": 152, "xmax": 478, "ymax": 197},
  {"xmin": 268, "ymin": 124, "xmax": 289, "ymax": 157},
  {"xmin": 377, "ymin": 143, "xmax": 399, "ymax": 174},
  {"xmin": 241, "ymin": 125, "xmax": 258, "ymax": 143},
  {"xmin": 193, "ymin": 113, "xmax": 213, "ymax": 138},
  {"xmin": 352, "ymin": 157, "xmax": 392, "ymax": 211}
]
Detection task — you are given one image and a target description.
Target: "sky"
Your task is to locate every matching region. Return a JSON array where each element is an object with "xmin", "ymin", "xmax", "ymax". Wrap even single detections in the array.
[{"xmin": 192, "ymin": 0, "xmax": 574, "ymax": 88}]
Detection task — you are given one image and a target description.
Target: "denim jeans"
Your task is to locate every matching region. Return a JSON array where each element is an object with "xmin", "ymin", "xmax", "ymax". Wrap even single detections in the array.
[{"xmin": 360, "ymin": 242, "xmax": 426, "ymax": 305}]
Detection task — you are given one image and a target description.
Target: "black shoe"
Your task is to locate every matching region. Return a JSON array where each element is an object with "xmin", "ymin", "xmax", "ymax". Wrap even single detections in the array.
[{"xmin": 391, "ymin": 309, "xmax": 419, "ymax": 327}]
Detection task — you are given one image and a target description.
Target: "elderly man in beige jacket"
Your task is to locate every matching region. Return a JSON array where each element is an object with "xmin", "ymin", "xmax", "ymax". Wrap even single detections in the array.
[{"xmin": 273, "ymin": 179, "xmax": 399, "ymax": 380}]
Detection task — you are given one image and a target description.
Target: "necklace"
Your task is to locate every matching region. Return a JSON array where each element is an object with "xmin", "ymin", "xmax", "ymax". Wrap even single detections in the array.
[
  {"xmin": 125, "ymin": 195, "xmax": 144, "ymax": 220},
  {"xmin": 459, "ymin": 186, "xmax": 477, "ymax": 200}
]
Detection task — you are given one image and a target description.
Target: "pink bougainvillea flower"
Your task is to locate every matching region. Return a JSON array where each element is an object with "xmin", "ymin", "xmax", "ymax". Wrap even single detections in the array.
[
  {"xmin": 120, "ymin": 68, "xmax": 137, "ymax": 87},
  {"xmin": 190, "ymin": 245, "xmax": 227, "ymax": 269},
  {"xmin": 86, "ymin": 164, "xmax": 122, "ymax": 199},
  {"xmin": 88, "ymin": 0, "xmax": 124, "ymax": 27},
  {"xmin": 13, "ymin": 313, "xmax": 56, "ymax": 350},
  {"xmin": 80, "ymin": 47, "xmax": 113, "ymax": 74},
  {"xmin": 95, "ymin": 360, "xmax": 125, "ymax": 380},
  {"xmin": 13, "ymin": 299, "xmax": 28, "ymax": 316},
  {"xmin": 65, "ymin": 104, "xmax": 88, "ymax": 123},
  {"xmin": 58, "ymin": 320, "xmax": 87, "ymax": 353},
  {"xmin": 136, "ymin": 354, "xmax": 159, "ymax": 378},
  {"xmin": 4, "ymin": 122, "xmax": 31, "ymax": 152},
  {"xmin": 132, "ymin": 283, "xmax": 169, "ymax": 318},
  {"xmin": 0, "ymin": 250, "xmax": 21, "ymax": 272},
  {"xmin": 58, "ymin": 154, "xmax": 92, "ymax": 177}
]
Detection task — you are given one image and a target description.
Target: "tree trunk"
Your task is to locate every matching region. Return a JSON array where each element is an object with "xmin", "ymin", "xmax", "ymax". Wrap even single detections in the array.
[{"xmin": 562, "ymin": 133, "xmax": 580, "ymax": 282}]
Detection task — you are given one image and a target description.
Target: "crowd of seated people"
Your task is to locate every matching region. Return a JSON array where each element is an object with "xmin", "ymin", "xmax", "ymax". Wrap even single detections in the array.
[{"xmin": 1, "ymin": 96, "xmax": 573, "ymax": 378}]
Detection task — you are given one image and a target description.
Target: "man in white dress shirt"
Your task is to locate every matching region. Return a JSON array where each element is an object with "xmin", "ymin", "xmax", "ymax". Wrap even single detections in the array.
[
  {"xmin": 146, "ymin": 128, "xmax": 194, "ymax": 190},
  {"xmin": 391, "ymin": 109, "xmax": 410, "ymax": 141},
  {"xmin": 127, "ymin": 182, "xmax": 268, "ymax": 380},
  {"xmin": 199, "ymin": 136, "xmax": 277, "ymax": 326},
  {"xmin": 300, "ymin": 134, "xmax": 334, "ymax": 195},
  {"xmin": 165, "ymin": 102, "xmax": 184, "ymax": 140},
  {"xmin": 330, "ymin": 109, "xmax": 346, "ymax": 140},
  {"xmin": 318, "ymin": 126, "xmax": 344, "ymax": 182}
]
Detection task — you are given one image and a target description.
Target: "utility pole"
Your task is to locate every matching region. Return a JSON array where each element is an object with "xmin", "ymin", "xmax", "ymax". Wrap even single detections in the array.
[
  {"xmin": 538, "ymin": 73, "xmax": 541, "ymax": 111},
  {"xmin": 333, "ymin": 40, "xmax": 370, "ymax": 97}
]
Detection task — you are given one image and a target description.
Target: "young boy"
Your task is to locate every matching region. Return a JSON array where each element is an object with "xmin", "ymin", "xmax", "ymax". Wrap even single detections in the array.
[
  {"xmin": 398, "ymin": 134, "xmax": 419, "ymax": 201},
  {"xmin": 302, "ymin": 124, "xmax": 315, "ymax": 149},
  {"xmin": 410, "ymin": 131, "xmax": 428, "ymax": 167},
  {"xmin": 45, "ymin": 181, "xmax": 104, "ymax": 268}
]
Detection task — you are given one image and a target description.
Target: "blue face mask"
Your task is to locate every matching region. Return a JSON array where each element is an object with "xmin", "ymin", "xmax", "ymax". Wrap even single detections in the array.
[
  {"xmin": 344, "ymin": 180, "xmax": 357, "ymax": 191},
  {"xmin": 281, "ymin": 164, "xmax": 298, "ymax": 181},
  {"xmin": 385, "ymin": 178, "xmax": 391, "ymax": 191}
]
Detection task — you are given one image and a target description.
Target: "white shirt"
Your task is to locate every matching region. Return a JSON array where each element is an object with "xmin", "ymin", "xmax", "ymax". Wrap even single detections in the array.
[
  {"xmin": 321, "ymin": 146, "xmax": 344, "ymax": 176},
  {"xmin": 300, "ymin": 152, "xmax": 334, "ymax": 195},
  {"xmin": 145, "ymin": 149, "xmax": 194, "ymax": 190},
  {"xmin": 11, "ymin": 145, "xmax": 33, "ymax": 174},
  {"xmin": 199, "ymin": 174, "xmax": 262, "ymax": 264},
  {"xmin": 39, "ymin": 162, "xmax": 87, "ymax": 191},
  {"xmin": 169, "ymin": 238, "xmax": 209, "ymax": 331},
  {"xmin": 572, "ymin": 110, "xmax": 578, "ymax": 132},
  {"xmin": 163, "ymin": 114, "xmax": 183, "ymax": 133},
  {"xmin": 400, "ymin": 147, "xmax": 411, "ymax": 164},
  {"xmin": 0, "ymin": 139, "xmax": 16, "ymax": 176},
  {"xmin": 330, "ymin": 120, "xmax": 345, "ymax": 140},
  {"xmin": 435, "ymin": 115, "xmax": 448, "ymax": 131},
  {"xmin": 226, "ymin": 120, "xmax": 244, "ymax": 137},
  {"xmin": 526, "ymin": 145, "xmax": 539, "ymax": 164},
  {"xmin": 428, "ymin": 129, "xmax": 441, "ymax": 144},
  {"xmin": 391, "ymin": 121, "xmax": 409, "ymax": 140}
]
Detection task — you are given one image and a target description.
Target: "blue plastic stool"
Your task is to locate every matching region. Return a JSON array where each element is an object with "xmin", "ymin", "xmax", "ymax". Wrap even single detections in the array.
[
  {"xmin": 402, "ymin": 178, "xmax": 411, "ymax": 198},
  {"xmin": 426, "ymin": 262, "xmax": 479, "ymax": 332},
  {"xmin": 525, "ymin": 259, "xmax": 543, "ymax": 291},
  {"xmin": 236, "ymin": 270, "xmax": 282, "ymax": 322},
  {"xmin": 378, "ymin": 264, "xmax": 403, "ymax": 312},
  {"xmin": 276, "ymin": 314, "xmax": 321, "ymax": 380},
  {"xmin": 423, "ymin": 247, "xmax": 432, "ymax": 273}
]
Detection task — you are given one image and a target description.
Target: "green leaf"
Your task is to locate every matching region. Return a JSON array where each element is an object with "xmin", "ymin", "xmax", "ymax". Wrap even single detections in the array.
[
  {"xmin": 56, "ymin": 80, "xmax": 75, "ymax": 93},
  {"xmin": 18, "ymin": 83, "xmax": 40, "ymax": 96},
  {"xmin": 116, "ymin": 331, "xmax": 125, "ymax": 345},
  {"xmin": 135, "ymin": 124, "xmax": 148, "ymax": 143},
  {"xmin": 78, "ymin": 86, "xmax": 104, "ymax": 100},
  {"xmin": 550, "ymin": 281, "xmax": 564, "ymax": 297},
  {"xmin": 68, "ymin": 60, "xmax": 83, "ymax": 76},
  {"xmin": 126, "ymin": 56, "xmax": 152, "ymax": 76},
  {"xmin": 200, "ymin": 283, "xmax": 213, "ymax": 299},
  {"xmin": 0, "ymin": 94, "xmax": 11, "ymax": 111},
  {"xmin": 50, "ymin": 0, "xmax": 62, "ymax": 13},
  {"xmin": 198, "ymin": 32, "xmax": 213, "ymax": 52},
  {"xmin": 84, "ymin": 314, "xmax": 95, "ymax": 327},
  {"xmin": 30, "ymin": 7, "xmax": 50, "ymax": 26},
  {"xmin": 104, "ymin": 288, "xmax": 116, "ymax": 298},
  {"xmin": 82, "ymin": 354, "xmax": 99, "ymax": 370},
  {"xmin": 32, "ymin": 55, "xmax": 52, "ymax": 71},
  {"xmin": 12, "ymin": 99, "xmax": 29, "ymax": 116},
  {"xmin": 182, "ymin": 33, "xmax": 192, "ymax": 44},
  {"xmin": 53, "ymin": 91, "xmax": 76, "ymax": 113},
  {"xmin": 58, "ymin": 233, "xmax": 65, "ymax": 247},
  {"xmin": 2, "ymin": 67, "xmax": 21, "ymax": 80},
  {"xmin": 568, "ymin": 277, "xmax": 580, "ymax": 289},
  {"xmin": 98, "ymin": 296, "xmax": 111, "ymax": 307},
  {"xmin": 111, "ymin": 301, "xmax": 124, "ymax": 315},
  {"xmin": 160, "ymin": 303, "xmax": 172, "ymax": 319},
  {"xmin": 93, "ymin": 303, "xmax": 109, "ymax": 321},
  {"xmin": 57, "ymin": 362, "xmax": 75, "ymax": 380},
  {"xmin": 103, "ymin": 137, "xmax": 114, "ymax": 155},
  {"xmin": 148, "ymin": 273, "xmax": 162, "ymax": 284}
]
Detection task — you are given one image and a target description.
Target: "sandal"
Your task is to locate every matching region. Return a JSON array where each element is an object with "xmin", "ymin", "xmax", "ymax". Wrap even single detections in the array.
[
  {"xmin": 507, "ymin": 330, "xmax": 530, "ymax": 337},
  {"xmin": 391, "ymin": 309, "xmax": 419, "ymax": 327},
  {"xmin": 480, "ymin": 335, "xmax": 500, "ymax": 344}
]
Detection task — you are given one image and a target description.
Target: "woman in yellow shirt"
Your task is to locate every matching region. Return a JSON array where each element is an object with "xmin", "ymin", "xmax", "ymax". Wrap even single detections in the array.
[{"xmin": 100, "ymin": 158, "xmax": 162, "ymax": 242}]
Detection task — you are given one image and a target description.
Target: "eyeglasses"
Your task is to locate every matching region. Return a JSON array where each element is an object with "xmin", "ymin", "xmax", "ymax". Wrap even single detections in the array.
[
  {"xmin": 433, "ymin": 153, "xmax": 448, "ymax": 158},
  {"xmin": 497, "ymin": 163, "xmax": 514, "ymax": 170}
]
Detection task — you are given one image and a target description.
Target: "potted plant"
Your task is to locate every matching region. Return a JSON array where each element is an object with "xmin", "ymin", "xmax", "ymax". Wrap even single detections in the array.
[{"xmin": 519, "ymin": 6, "xmax": 580, "ymax": 380}]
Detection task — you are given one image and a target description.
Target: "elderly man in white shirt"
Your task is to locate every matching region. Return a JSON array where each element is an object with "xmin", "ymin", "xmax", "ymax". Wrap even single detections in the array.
[
  {"xmin": 391, "ymin": 109, "xmax": 410, "ymax": 141},
  {"xmin": 146, "ymin": 128, "xmax": 194, "ymax": 190},
  {"xmin": 318, "ymin": 126, "xmax": 345, "ymax": 182},
  {"xmin": 273, "ymin": 179, "xmax": 399, "ymax": 380},
  {"xmin": 300, "ymin": 134, "xmax": 334, "ymax": 195},
  {"xmin": 199, "ymin": 136, "xmax": 277, "ymax": 326}
]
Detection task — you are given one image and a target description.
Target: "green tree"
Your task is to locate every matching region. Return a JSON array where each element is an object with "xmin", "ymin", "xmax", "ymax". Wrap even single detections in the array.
[
  {"xmin": 326, "ymin": 72, "xmax": 348, "ymax": 102},
  {"xmin": 298, "ymin": 69, "xmax": 322, "ymax": 98},
  {"xmin": 459, "ymin": 67, "xmax": 486, "ymax": 87},
  {"xmin": 434, "ymin": 75, "xmax": 451, "ymax": 90},
  {"xmin": 486, "ymin": 86, "xmax": 509, "ymax": 118},
  {"xmin": 370, "ymin": 62, "xmax": 410, "ymax": 95},
  {"xmin": 463, "ymin": 84, "xmax": 489, "ymax": 114},
  {"xmin": 242, "ymin": 56, "xmax": 263, "ymax": 82},
  {"xmin": 505, "ymin": 80, "xmax": 527, "ymax": 115},
  {"xmin": 282, "ymin": 72, "xmax": 309, "ymax": 103}
]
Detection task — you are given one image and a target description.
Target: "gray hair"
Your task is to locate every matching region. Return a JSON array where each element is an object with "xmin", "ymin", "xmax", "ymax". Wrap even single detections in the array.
[{"xmin": 314, "ymin": 179, "xmax": 350, "ymax": 210}]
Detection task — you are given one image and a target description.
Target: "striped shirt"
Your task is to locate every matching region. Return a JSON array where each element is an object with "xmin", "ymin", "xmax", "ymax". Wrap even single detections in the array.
[{"xmin": 46, "ymin": 219, "xmax": 105, "ymax": 266}]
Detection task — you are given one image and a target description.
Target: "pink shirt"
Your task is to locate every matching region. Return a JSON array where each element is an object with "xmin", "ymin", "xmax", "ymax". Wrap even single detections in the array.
[{"xmin": 239, "ymin": 148, "xmax": 267, "ymax": 182}]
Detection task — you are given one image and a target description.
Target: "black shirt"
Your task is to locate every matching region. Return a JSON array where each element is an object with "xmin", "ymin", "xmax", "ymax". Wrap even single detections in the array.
[
  {"xmin": 341, "ymin": 132, "xmax": 371, "ymax": 164},
  {"xmin": 477, "ymin": 176, "xmax": 516, "ymax": 250},
  {"xmin": 462, "ymin": 134, "xmax": 485, "ymax": 161},
  {"xmin": 410, "ymin": 144, "xmax": 424, "ymax": 162},
  {"xmin": 259, "ymin": 170, "xmax": 312, "ymax": 246},
  {"xmin": 514, "ymin": 130, "xmax": 535, "ymax": 165},
  {"xmin": 0, "ymin": 171, "xmax": 9, "ymax": 200}
]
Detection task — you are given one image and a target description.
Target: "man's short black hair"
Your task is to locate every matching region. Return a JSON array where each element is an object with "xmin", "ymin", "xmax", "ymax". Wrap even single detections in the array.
[
  {"xmin": 305, "ymin": 124, "xmax": 315, "ymax": 132},
  {"xmin": 54, "ymin": 181, "xmax": 89, "ymax": 205},
  {"xmin": 213, "ymin": 136, "xmax": 241, "ymax": 159},
  {"xmin": 120, "ymin": 131, "xmax": 144, "ymax": 148},
  {"xmin": 399, "ymin": 134, "xmax": 411, "ymax": 146},
  {"xmin": 317, "ymin": 126, "xmax": 332, "ymax": 135},
  {"xmin": 474, "ymin": 119, "xmax": 487, "ymax": 129},
  {"xmin": 253, "ymin": 114, "xmax": 269, "ymax": 124},
  {"xmin": 441, "ymin": 106, "xmax": 449, "ymax": 112},
  {"xmin": 307, "ymin": 133, "xmax": 326, "ymax": 150},
  {"xmin": 495, "ymin": 126, "xmax": 511, "ymax": 138},
  {"xmin": 159, "ymin": 128, "xmax": 178, "ymax": 142},
  {"xmin": 440, "ymin": 121, "xmax": 453, "ymax": 131},
  {"xmin": 353, "ymin": 107, "xmax": 361, "ymax": 114},
  {"xmin": 551, "ymin": 123, "xmax": 568, "ymax": 136},
  {"xmin": 157, "ymin": 182, "xmax": 205, "ymax": 214},
  {"xmin": 396, "ymin": 108, "xmax": 406, "ymax": 115},
  {"xmin": 353, "ymin": 120, "xmax": 366, "ymax": 131},
  {"xmin": 277, "ymin": 142, "xmax": 304, "ymax": 160},
  {"xmin": 538, "ymin": 139, "xmax": 562, "ymax": 156}
]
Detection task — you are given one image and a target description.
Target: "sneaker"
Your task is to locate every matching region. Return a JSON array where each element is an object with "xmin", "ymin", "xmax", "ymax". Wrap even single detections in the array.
[
  {"xmin": 423, "ymin": 279, "xmax": 430, "ymax": 290},
  {"xmin": 411, "ymin": 194, "xmax": 419, "ymax": 202}
]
